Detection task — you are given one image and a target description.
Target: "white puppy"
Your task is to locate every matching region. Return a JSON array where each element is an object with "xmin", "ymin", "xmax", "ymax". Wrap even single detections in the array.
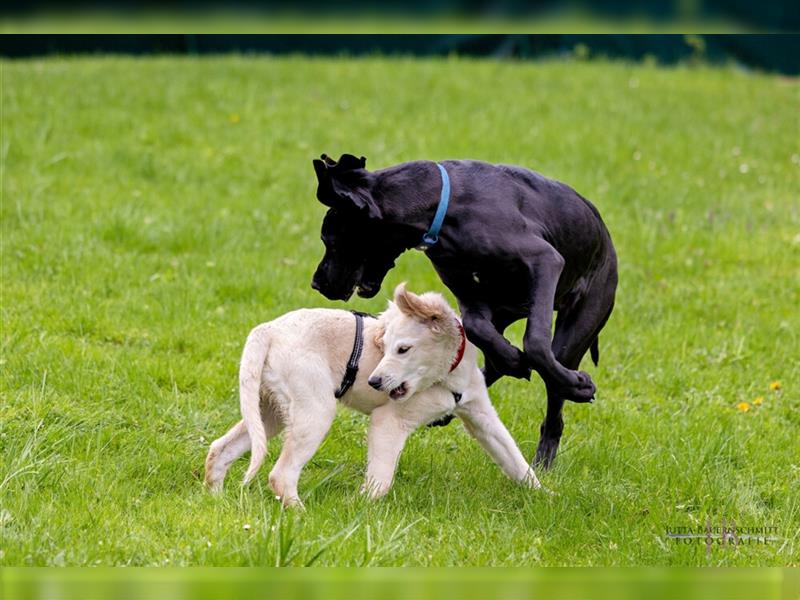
[{"xmin": 204, "ymin": 283, "xmax": 540, "ymax": 507}]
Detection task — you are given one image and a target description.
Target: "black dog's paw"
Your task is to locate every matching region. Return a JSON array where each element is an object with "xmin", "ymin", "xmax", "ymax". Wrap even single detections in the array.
[
  {"xmin": 533, "ymin": 437, "xmax": 560, "ymax": 470},
  {"xmin": 427, "ymin": 414, "xmax": 455, "ymax": 428},
  {"xmin": 482, "ymin": 351, "xmax": 531, "ymax": 383},
  {"xmin": 506, "ymin": 350, "xmax": 533, "ymax": 381},
  {"xmin": 512, "ymin": 365, "xmax": 533, "ymax": 381},
  {"xmin": 481, "ymin": 364, "xmax": 501, "ymax": 387},
  {"xmin": 562, "ymin": 370, "xmax": 596, "ymax": 403}
]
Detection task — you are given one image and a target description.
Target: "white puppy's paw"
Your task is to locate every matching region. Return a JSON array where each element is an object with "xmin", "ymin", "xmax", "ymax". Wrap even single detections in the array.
[
  {"xmin": 524, "ymin": 470, "xmax": 557, "ymax": 496},
  {"xmin": 279, "ymin": 495, "xmax": 306, "ymax": 511},
  {"xmin": 360, "ymin": 479, "xmax": 392, "ymax": 500},
  {"xmin": 522, "ymin": 467, "xmax": 543, "ymax": 490},
  {"xmin": 205, "ymin": 479, "xmax": 224, "ymax": 495}
]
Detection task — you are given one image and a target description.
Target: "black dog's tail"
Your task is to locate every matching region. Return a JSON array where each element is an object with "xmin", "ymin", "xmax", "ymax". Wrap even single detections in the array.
[{"xmin": 590, "ymin": 337, "xmax": 600, "ymax": 366}]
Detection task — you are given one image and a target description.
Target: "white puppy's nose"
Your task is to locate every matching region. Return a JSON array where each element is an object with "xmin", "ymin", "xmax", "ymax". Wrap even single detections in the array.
[{"xmin": 368, "ymin": 376, "xmax": 383, "ymax": 390}]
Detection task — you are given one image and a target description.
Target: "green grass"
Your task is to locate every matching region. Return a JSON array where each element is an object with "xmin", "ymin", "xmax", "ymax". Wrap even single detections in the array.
[{"xmin": 1, "ymin": 55, "xmax": 798, "ymax": 566}]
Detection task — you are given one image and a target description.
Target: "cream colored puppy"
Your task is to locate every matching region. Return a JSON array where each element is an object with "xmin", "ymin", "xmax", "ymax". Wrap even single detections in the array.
[{"xmin": 204, "ymin": 284, "xmax": 540, "ymax": 507}]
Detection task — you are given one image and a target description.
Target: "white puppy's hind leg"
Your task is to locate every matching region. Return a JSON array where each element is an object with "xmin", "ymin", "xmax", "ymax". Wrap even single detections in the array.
[
  {"xmin": 363, "ymin": 405, "xmax": 413, "ymax": 500},
  {"xmin": 241, "ymin": 401, "xmax": 284, "ymax": 485},
  {"xmin": 456, "ymin": 394, "xmax": 542, "ymax": 489},
  {"xmin": 268, "ymin": 399, "xmax": 336, "ymax": 509},
  {"xmin": 206, "ymin": 408, "xmax": 284, "ymax": 494},
  {"xmin": 205, "ymin": 420, "xmax": 251, "ymax": 494}
]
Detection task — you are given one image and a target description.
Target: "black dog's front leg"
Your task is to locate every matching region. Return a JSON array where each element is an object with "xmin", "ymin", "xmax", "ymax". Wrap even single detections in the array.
[
  {"xmin": 481, "ymin": 358, "xmax": 504, "ymax": 388},
  {"xmin": 461, "ymin": 307, "xmax": 531, "ymax": 381}
]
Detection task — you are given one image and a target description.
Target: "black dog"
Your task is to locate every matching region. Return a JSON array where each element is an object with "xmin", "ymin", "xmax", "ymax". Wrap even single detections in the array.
[{"xmin": 311, "ymin": 154, "xmax": 617, "ymax": 468}]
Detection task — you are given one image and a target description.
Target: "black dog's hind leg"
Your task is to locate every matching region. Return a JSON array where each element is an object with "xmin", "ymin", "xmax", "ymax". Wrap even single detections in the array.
[
  {"xmin": 534, "ymin": 262, "xmax": 617, "ymax": 469},
  {"xmin": 522, "ymin": 244, "xmax": 596, "ymax": 403}
]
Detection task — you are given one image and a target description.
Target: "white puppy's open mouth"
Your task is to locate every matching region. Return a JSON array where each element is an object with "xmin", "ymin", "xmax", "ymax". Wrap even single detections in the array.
[{"xmin": 389, "ymin": 382, "xmax": 408, "ymax": 400}]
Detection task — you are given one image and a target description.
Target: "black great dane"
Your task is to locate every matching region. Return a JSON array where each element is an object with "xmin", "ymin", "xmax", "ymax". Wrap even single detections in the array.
[{"xmin": 310, "ymin": 153, "xmax": 617, "ymax": 468}]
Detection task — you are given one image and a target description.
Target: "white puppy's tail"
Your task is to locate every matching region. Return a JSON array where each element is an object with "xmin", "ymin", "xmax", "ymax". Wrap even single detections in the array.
[{"xmin": 240, "ymin": 324, "xmax": 271, "ymax": 485}]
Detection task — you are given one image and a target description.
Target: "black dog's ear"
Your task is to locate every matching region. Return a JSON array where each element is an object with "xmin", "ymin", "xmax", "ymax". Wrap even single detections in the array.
[
  {"xmin": 313, "ymin": 157, "xmax": 337, "ymax": 208},
  {"xmin": 330, "ymin": 177, "xmax": 380, "ymax": 219},
  {"xmin": 313, "ymin": 153, "xmax": 378, "ymax": 218},
  {"xmin": 336, "ymin": 153, "xmax": 367, "ymax": 170}
]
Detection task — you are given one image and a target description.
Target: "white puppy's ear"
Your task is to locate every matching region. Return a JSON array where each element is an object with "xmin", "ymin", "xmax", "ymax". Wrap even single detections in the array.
[
  {"xmin": 395, "ymin": 282, "xmax": 426, "ymax": 319},
  {"xmin": 373, "ymin": 322, "xmax": 386, "ymax": 352},
  {"xmin": 393, "ymin": 283, "xmax": 410, "ymax": 310},
  {"xmin": 394, "ymin": 283, "xmax": 448, "ymax": 333},
  {"xmin": 428, "ymin": 314, "xmax": 443, "ymax": 334}
]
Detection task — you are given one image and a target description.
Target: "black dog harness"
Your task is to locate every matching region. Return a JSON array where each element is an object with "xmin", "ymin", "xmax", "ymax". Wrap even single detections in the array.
[{"xmin": 334, "ymin": 311, "xmax": 368, "ymax": 398}]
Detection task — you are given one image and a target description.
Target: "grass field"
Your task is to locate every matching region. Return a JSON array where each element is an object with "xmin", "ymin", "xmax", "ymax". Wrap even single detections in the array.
[{"xmin": 1, "ymin": 55, "xmax": 798, "ymax": 566}]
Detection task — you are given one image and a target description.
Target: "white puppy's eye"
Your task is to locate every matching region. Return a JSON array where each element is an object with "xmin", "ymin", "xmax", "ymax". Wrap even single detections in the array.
[{"xmin": 397, "ymin": 345, "xmax": 411, "ymax": 355}]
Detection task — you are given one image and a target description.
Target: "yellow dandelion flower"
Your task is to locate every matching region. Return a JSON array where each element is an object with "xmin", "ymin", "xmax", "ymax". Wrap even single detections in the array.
[
  {"xmin": 228, "ymin": 113, "xmax": 241, "ymax": 124},
  {"xmin": 736, "ymin": 402, "xmax": 751, "ymax": 412},
  {"xmin": 753, "ymin": 396, "xmax": 764, "ymax": 406},
  {"xmin": 769, "ymin": 381, "xmax": 781, "ymax": 391}
]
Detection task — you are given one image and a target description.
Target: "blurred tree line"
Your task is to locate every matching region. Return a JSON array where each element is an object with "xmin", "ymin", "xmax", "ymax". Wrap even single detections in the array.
[
  {"xmin": 2, "ymin": 0, "xmax": 799, "ymax": 29},
  {"xmin": 1, "ymin": 34, "xmax": 798, "ymax": 75}
]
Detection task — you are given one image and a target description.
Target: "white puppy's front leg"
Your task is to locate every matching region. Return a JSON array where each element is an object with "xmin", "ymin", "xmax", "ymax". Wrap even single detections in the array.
[
  {"xmin": 363, "ymin": 404, "xmax": 413, "ymax": 499},
  {"xmin": 456, "ymin": 393, "xmax": 541, "ymax": 489}
]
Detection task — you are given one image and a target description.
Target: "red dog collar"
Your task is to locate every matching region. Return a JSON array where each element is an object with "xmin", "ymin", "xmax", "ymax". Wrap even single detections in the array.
[{"xmin": 449, "ymin": 319, "xmax": 466, "ymax": 372}]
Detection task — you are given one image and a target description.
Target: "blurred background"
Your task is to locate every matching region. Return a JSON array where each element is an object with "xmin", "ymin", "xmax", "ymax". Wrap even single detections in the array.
[
  {"xmin": 2, "ymin": 33, "xmax": 799, "ymax": 75},
  {"xmin": 1, "ymin": 0, "xmax": 799, "ymax": 33},
  {"xmin": 2, "ymin": 2, "xmax": 799, "ymax": 74}
]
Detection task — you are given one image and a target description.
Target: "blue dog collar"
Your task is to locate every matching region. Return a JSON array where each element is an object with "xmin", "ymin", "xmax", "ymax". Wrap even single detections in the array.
[{"xmin": 417, "ymin": 163, "xmax": 451, "ymax": 250}]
